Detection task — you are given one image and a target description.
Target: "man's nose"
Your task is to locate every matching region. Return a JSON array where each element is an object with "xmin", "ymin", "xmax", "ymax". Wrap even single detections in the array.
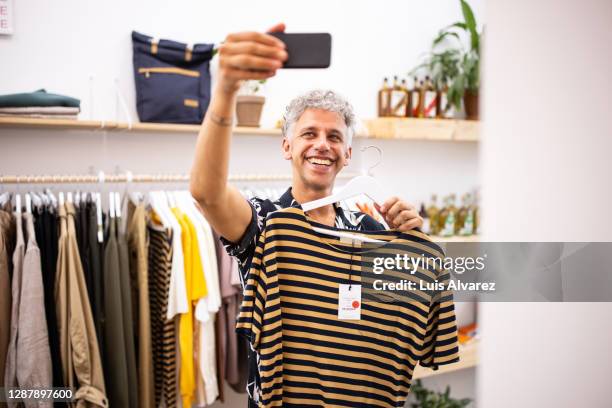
[{"xmin": 313, "ymin": 133, "xmax": 330, "ymax": 151}]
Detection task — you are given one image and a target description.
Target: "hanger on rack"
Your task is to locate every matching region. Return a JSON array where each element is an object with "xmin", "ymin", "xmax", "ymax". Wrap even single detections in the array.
[
  {"xmin": 25, "ymin": 193, "xmax": 32, "ymax": 214},
  {"xmin": 109, "ymin": 191, "xmax": 115, "ymax": 219},
  {"xmin": 301, "ymin": 146, "xmax": 387, "ymax": 243},
  {"xmin": 15, "ymin": 193, "xmax": 22, "ymax": 215},
  {"xmin": 0, "ymin": 192, "xmax": 10, "ymax": 207}
]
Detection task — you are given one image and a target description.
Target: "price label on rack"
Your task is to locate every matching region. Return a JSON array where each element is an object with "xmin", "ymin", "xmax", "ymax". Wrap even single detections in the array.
[{"xmin": 0, "ymin": 0, "xmax": 13, "ymax": 35}]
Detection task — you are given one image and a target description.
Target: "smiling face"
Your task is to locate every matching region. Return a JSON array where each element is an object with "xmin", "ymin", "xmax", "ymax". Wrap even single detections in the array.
[{"xmin": 282, "ymin": 108, "xmax": 352, "ymax": 193}]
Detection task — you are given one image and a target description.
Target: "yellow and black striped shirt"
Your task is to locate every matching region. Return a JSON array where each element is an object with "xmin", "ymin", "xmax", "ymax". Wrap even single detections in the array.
[{"xmin": 237, "ymin": 207, "xmax": 460, "ymax": 408}]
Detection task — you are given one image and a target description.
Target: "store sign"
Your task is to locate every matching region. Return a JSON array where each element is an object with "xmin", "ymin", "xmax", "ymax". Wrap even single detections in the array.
[{"xmin": 0, "ymin": 0, "xmax": 13, "ymax": 35}]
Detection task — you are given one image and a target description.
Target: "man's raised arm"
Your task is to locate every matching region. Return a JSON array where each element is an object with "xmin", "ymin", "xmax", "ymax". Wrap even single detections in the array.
[{"xmin": 189, "ymin": 25, "xmax": 287, "ymax": 243}]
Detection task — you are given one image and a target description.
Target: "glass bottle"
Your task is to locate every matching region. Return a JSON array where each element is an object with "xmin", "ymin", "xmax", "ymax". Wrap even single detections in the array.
[
  {"xmin": 377, "ymin": 77, "xmax": 391, "ymax": 117},
  {"xmin": 419, "ymin": 202, "xmax": 429, "ymax": 235},
  {"xmin": 423, "ymin": 76, "xmax": 438, "ymax": 118},
  {"xmin": 426, "ymin": 194, "xmax": 440, "ymax": 236}
]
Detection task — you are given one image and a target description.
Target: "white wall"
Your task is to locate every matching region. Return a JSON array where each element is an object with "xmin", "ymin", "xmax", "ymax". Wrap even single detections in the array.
[
  {"xmin": 480, "ymin": 0, "xmax": 612, "ymax": 407},
  {"xmin": 0, "ymin": 0, "xmax": 484, "ymax": 127}
]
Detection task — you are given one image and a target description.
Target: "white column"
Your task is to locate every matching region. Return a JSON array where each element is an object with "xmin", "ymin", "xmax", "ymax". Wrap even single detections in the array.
[{"xmin": 479, "ymin": 0, "xmax": 612, "ymax": 407}]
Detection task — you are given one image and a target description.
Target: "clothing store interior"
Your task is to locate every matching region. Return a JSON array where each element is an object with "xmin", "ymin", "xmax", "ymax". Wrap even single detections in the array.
[{"xmin": 1, "ymin": 0, "xmax": 611, "ymax": 407}]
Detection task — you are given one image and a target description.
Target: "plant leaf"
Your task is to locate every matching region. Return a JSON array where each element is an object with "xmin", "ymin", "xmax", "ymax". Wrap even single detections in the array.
[
  {"xmin": 444, "ymin": 21, "xmax": 468, "ymax": 31},
  {"xmin": 433, "ymin": 30, "xmax": 461, "ymax": 47},
  {"xmin": 460, "ymin": 0, "xmax": 479, "ymax": 52}
]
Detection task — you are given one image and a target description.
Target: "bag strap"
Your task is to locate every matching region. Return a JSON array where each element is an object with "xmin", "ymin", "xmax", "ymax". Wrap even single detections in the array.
[
  {"xmin": 185, "ymin": 43, "xmax": 193, "ymax": 62},
  {"xmin": 150, "ymin": 37, "xmax": 160, "ymax": 55}
]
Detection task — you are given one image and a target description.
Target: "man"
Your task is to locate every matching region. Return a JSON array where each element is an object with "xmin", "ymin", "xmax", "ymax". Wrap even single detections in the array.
[
  {"xmin": 190, "ymin": 23, "xmax": 423, "ymax": 274},
  {"xmin": 189, "ymin": 24, "xmax": 423, "ymax": 404}
]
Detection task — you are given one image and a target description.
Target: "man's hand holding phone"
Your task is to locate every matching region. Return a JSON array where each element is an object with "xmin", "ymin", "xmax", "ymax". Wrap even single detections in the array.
[{"xmin": 217, "ymin": 23, "xmax": 288, "ymax": 94}]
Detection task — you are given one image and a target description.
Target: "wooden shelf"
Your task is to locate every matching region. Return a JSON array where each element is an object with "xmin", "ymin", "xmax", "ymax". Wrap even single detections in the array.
[
  {"xmin": 0, "ymin": 117, "xmax": 282, "ymax": 136},
  {"xmin": 362, "ymin": 117, "xmax": 480, "ymax": 142},
  {"xmin": 412, "ymin": 340, "xmax": 479, "ymax": 380},
  {"xmin": 0, "ymin": 116, "xmax": 479, "ymax": 142},
  {"xmin": 433, "ymin": 235, "xmax": 480, "ymax": 243}
]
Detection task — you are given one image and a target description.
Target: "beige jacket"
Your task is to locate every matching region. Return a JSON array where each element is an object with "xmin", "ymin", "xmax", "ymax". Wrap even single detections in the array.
[
  {"xmin": 0, "ymin": 207, "xmax": 15, "ymax": 408},
  {"xmin": 55, "ymin": 203, "xmax": 107, "ymax": 407},
  {"xmin": 127, "ymin": 202, "xmax": 154, "ymax": 408}
]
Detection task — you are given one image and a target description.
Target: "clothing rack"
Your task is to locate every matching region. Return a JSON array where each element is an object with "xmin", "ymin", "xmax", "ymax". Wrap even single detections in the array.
[{"xmin": 0, "ymin": 172, "xmax": 359, "ymax": 184}]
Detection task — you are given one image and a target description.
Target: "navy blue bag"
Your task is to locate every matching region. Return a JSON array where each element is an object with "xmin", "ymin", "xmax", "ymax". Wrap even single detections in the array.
[{"xmin": 132, "ymin": 31, "xmax": 214, "ymax": 124}]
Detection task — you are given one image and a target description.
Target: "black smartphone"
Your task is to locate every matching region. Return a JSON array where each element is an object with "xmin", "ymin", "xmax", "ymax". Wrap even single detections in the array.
[{"xmin": 269, "ymin": 33, "xmax": 332, "ymax": 69}]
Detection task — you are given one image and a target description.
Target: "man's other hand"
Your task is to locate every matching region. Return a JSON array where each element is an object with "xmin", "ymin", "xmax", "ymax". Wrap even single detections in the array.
[
  {"xmin": 375, "ymin": 197, "xmax": 423, "ymax": 232},
  {"xmin": 217, "ymin": 23, "xmax": 288, "ymax": 93}
]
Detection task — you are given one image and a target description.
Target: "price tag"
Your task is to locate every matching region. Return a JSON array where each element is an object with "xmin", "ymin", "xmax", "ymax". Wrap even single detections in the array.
[
  {"xmin": 338, "ymin": 284, "xmax": 361, "ymax": 320},
  {"xmin": 0, "ymin": 0, "xmax": 14, "ymax": 35}
]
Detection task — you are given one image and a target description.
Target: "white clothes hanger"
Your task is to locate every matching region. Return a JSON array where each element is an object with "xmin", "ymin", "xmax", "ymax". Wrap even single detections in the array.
[
  {"xmin": 0, "ymin": 192, "xmax": 10, "ymax": 207},
  {"xmin": 67, "ymin": 192, "xmax": 73, "ymax": 204},
  {"xmin": 312, "ymin": 225, "xmax": 385, "ymax": 244},
  {"xmin": 96, "ymin": 192, "xmax": 104, "ymax": 243},
  {"xmin": 96, "ymin": 172, "xmax": 105, "ymax": 242},
  {"xmin": 45, "ymin": 188, "xmax": 57, "ymax": 208},
  {"xmin": 301, "ymin": 145, "xmax": 386, "ymax": 212},
  {"xmin": 58, "ymin": 192, "xmax": 65, "ymax": 207},
  {"xmin": 302, "ymin": 176, "xmax": 386, "ymax": 213},
  {"xmin": 301, "ymin": 146, "xmax": 387, "ymax": 243},
  {"xmin": 109, "ymin": 191, "xmax": 115, "ymax": 218},
  {"xmin": 114, "ymin": 191, "xmax": 122, "ymax": 218},
  {"xmin": 15, "ymin": 194, "xmax": 22, "ymax": 215},
  {"xmin": 148, "ymin": 191, "xmax": 171, "ymax": 228},
  {"xmin": 125, "ymin": 171, "xmax": 143, "ymax": 205},
  {"xmin": 30, "ymin": 191, "xmax": 42, "ymax": 209},
  {"xmin": 25, "ymin": 193, "xmax": 32, "ymax": 214}
]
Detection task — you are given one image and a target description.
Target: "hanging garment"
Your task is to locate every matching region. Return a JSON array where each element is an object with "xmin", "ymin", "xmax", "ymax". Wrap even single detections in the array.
[
  {"xmin": 170, "ymin": 207, "xmax": 208, "ymax": 408},
  {"xmin": 236, "ymin": 207, "xmax": 460, "ymax": 408},
  {"xmin": 4, "ymin": 211, "xmax": 24, "ymax": 408},
  {"xmin": 148, "ymin": 216, "xmax": 177, "ymax": 408},
  {"xmin": 0, "ymin": 205, "xmax": 15, "ymax": 405},
  {"xmin": 85, "ymin": 198, "xmax": 104, "ymax": 347},
  {"xmin": 75, "ymin": 197, "xmax": 94, "ymax": 311},
  {"xmin": 33, "ymin": 204, "xmax": 65, "ymax": 399},
  {"xmin": 222, "ymin": 188, "xmax": 385, "ymax": 404},
  {"xmin": 102, "ymin": 216, "xmax": 129, "ymax": 408},
  {"xmin": 15, "ymin": 212, "xmax": 53, "ymax": 405},
  {"xmin": 117, "ymin": 212, "xmax": 138, "ymax": 408},
  {"xmin": 55, "ymin": 202, "xmax": 107, "ymax": 407},
  {"xmin": 127, "ymin": 201, "xmax": 154, "ymax": 408},
  {"xmin": 213, "ymin": 231, "xmax": 247, "ymax": 394}
]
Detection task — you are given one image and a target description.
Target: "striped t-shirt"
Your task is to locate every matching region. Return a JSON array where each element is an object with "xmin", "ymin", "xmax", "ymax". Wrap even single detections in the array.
[{"xmin": 237, "ymin": 207, "xmax": 460, "ymax": 408}]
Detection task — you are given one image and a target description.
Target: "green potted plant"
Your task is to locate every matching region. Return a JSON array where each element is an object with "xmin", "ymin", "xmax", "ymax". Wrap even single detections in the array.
[
  {"xmin": 410, "ymin": 380, "xmax": 472, "ymax": 408},
  {"xmin": 412, "ymin": 0, "xmax": 482, "ymax": 119},
  {"xmin": 236, "ymin": 79, "xmax": 266, "ymax": 127}
]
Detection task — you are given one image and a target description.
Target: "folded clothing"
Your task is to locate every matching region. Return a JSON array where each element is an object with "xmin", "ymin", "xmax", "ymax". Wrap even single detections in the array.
[
  {"xmin": 0, "ymin": 89, "xmax": 80, "ymax": 108},
  {"xmin": 0, "ymin": 113, "xmax": 78, "ymax": 120},
  {"xmin": 0, "ymin": 106, "xmax": 80, "ymax": 115}
]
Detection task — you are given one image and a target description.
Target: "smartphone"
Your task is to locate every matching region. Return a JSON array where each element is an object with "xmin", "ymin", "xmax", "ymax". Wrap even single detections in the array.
[{"xmin": 269, "ymin": 33, "xmax": 332, "ymax": 69}]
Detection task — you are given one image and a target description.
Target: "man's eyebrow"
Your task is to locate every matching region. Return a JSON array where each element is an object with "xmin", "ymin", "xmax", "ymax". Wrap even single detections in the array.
[{"xmin": 298, "ymin": 125, "xmax": 344, "ymax": 136}]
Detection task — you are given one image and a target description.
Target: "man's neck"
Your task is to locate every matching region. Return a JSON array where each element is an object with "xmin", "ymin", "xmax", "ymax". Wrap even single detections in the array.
[{"xmin": 291, "ymin": 183, "xmax": 336, "ymax": 226}]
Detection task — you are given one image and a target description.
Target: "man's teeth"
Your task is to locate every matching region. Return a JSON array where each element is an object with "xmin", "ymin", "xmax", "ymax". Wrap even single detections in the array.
[{"xmin": 308, "ymin": 158, "xmax": 332, "ymax": 166}]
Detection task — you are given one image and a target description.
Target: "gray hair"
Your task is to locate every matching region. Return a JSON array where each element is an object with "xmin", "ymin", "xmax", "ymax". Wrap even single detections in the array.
[{"xmin": 282, "ymin": 89, "xmax": 355, "ymax": 146}]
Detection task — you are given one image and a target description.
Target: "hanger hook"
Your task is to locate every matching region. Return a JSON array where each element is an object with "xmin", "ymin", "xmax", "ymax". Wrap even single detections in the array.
[{"xmin": 360, "ymin": 145, "xmax": 383, "ymax": 176}]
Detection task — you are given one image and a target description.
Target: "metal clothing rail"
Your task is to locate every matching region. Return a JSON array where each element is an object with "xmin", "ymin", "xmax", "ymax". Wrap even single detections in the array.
[{"xmin": 0, "ymin": 172, "xmax": 359, "ymax": 184}]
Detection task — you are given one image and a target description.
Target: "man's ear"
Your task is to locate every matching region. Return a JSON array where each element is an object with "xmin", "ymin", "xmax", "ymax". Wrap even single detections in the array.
[
  {"xmin": 344, "ymin": 146, "xmax": 352, "ymax": 166},
  {"xmin": 282, "ymin": 137, "xmax": 292, "ymax": 160}
]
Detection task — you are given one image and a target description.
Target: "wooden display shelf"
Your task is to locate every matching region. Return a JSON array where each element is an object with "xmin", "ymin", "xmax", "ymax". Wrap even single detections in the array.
[
  {"xmin": 0, "ymin": 116, "xmax": 479, "ymax": 141},
  {"xmin": 362, "ymin": 117, "xmax": 479, "ymax": 142},
  {"xmin": 433, "ymin": 235, "xmax": 480, "ymax": 243},
  {"xmin": 0, "ymin": 116, "xmax": 282, "ymax": 136},
  {"xmin": 412, "ymin": 340, "xmax": 479, "ymax": 380}
]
